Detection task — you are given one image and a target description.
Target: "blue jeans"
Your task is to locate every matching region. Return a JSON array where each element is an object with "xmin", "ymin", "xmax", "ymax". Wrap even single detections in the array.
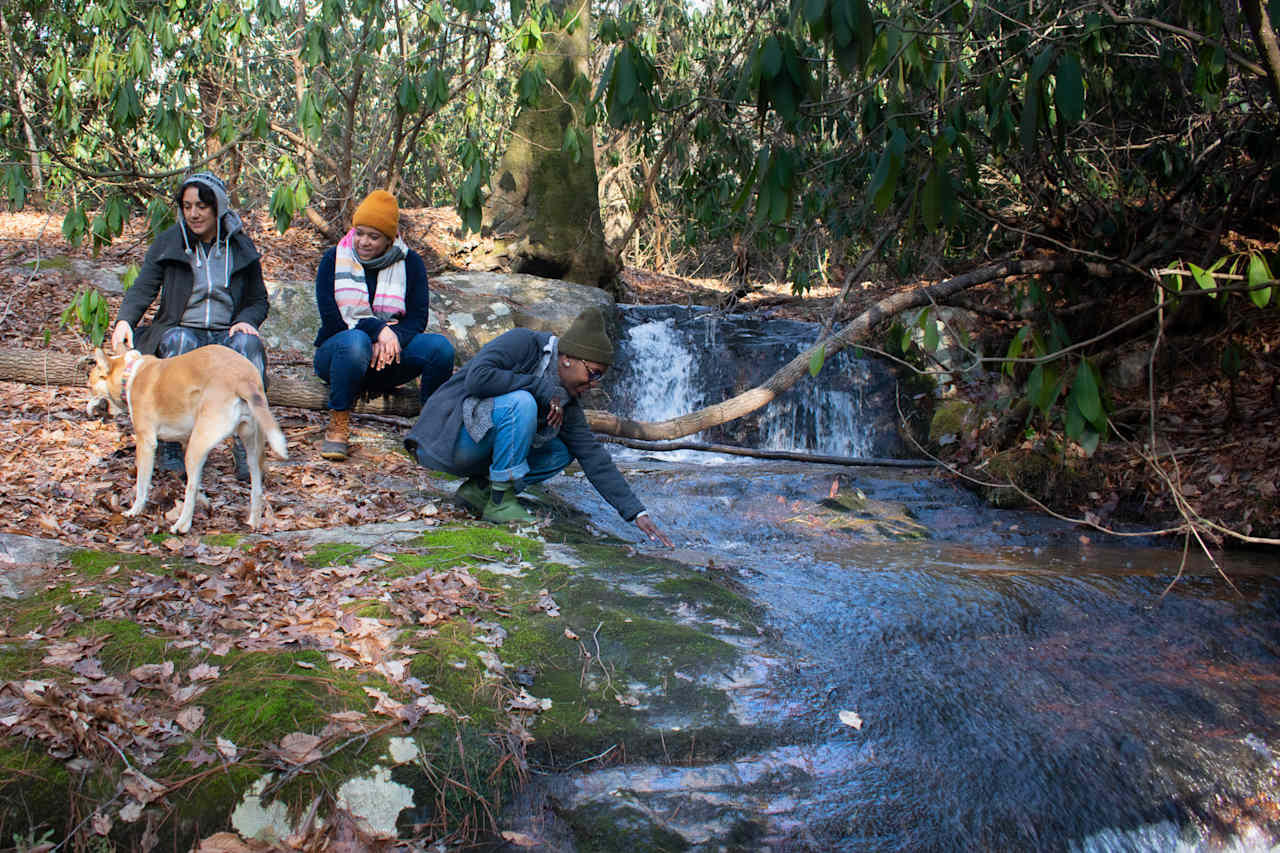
[
  {"xmin": 314, "ymin": 329, "xmax": 454, "ymax": 411},
  {"xmin": 157, "ymin": 327, "xmax": 268, "ymax": 385},
  {"xmin": 439, "ymin": 390, "xmax": 572, "ymax": 488}
]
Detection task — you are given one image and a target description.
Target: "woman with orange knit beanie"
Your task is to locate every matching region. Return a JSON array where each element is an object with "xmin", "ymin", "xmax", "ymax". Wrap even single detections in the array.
[{"xmin": 313, "ymin": 190, "xmax": 454, "ymax": 460}]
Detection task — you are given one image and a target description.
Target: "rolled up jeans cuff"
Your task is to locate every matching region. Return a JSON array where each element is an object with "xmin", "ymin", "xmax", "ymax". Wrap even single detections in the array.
[{"xmin": 489, "ymin": 461, "xmax": 530, "ymax": 486}]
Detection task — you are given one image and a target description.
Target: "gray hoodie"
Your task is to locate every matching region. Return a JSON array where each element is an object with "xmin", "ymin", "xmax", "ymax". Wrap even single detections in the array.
[{"xmin": 178, "ymin": 172, "xmax": 243, "ymax": 331}]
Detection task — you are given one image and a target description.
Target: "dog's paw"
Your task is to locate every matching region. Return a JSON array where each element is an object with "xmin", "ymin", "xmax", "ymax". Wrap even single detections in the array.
[
  {"xmin": 123, "ymin": 505, "xmax": 142, "ymax": 518},
  {"xmin": 169, "ymin": 519, "xmax": 192, "ymax": 535}
]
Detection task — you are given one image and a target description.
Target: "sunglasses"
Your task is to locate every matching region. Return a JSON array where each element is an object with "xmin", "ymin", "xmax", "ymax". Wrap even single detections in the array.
[{"xmin": 576, "ymin": 359, "xmax": 605, "ymax": 382}]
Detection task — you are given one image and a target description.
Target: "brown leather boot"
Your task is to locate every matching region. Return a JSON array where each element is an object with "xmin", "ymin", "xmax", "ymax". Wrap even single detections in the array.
[{"xmin": 320, "ymin": 410, "xmax": 351, "ymax": 460}]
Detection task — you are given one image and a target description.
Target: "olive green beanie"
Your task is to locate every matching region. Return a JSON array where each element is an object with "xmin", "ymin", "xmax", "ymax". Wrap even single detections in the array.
[{"xmin": 559, "ymin": 308, "xmax": 614, "ymax": 366}]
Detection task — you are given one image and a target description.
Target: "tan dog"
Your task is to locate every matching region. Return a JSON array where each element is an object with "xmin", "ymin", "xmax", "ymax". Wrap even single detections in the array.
[{"xmin": 87, "ymin": 346, "xmax": 288, "ymax": 534}]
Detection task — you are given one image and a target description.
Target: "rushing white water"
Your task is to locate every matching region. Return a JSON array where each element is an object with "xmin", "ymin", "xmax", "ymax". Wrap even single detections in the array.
[
  {"xmin": 756, "ymin": 386, "xmax": 872, "ymax": 457},
  {"xmin": 619, "ymin": 318, "xmax": 705, "ymax": 424},
  {"xmin": 609, "ymin": 308, "xmax": 884, "ymax": 458}
]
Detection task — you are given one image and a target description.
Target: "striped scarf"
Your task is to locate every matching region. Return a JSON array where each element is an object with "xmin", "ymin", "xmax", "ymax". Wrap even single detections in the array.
[{"xmin": 333, "ymin": 228, "xmax": 408, "ymax": 329}]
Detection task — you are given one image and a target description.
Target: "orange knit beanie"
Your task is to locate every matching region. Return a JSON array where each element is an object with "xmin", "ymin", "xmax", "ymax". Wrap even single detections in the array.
[{"xmin": 352, "ymin": 190, "xmax": 399, "ymax": 239}]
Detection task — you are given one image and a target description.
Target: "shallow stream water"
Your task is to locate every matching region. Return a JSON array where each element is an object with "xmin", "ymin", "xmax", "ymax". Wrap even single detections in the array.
[{"xmin": 526, "ymin": 307, "xmax": 1280, "ymax": 851}]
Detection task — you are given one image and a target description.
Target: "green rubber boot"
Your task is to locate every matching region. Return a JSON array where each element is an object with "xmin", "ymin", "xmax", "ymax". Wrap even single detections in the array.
[
  {"xmin": 481, "ymin": 488, "xmax": 533, "ymax": 524},
  {"xmin": 454, "ymin": 476, "xmax": 491, "ymax": 514}
]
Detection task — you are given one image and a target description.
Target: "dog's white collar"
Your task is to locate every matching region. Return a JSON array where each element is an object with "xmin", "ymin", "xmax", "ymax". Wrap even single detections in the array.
[{"xmin": 120, "ymin": 358, "xmax": 141, "ymax": 419}]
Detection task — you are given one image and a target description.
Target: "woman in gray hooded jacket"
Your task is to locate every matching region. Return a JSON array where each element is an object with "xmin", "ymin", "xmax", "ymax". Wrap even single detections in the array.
[{"xmin": 108, "ymin": 172, "xmax": 270, "ymax": 474}]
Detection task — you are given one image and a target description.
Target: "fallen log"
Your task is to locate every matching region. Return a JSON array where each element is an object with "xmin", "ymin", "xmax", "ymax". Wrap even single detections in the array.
[
  {"xmin": 0, "ymin": 347, "xmax": 423, "ymax": 417},
  {"xmin": 596, "ymin": 435, "xmax": 939, "ymax": 467},
  {"xmin": 590, "ymin": 257, "xmax": 1121, "ymax": 440},
  {"xmin": 1, "ymin": 256, "xmax": 1120, "ymax": 437}
]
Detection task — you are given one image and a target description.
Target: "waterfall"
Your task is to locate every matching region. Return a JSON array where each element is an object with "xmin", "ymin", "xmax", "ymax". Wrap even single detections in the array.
[
  {"xmin": 616, "ymin": 318, "xmax": 705, "ymax": 423},
  {"xmin": 606, "ymin": 306, "xmax": 898, "ymax": 458}
]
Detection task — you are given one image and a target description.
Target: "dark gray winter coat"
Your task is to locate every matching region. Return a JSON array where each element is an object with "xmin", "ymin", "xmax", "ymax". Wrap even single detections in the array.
[
  {"xmin": 405, "ymin": 328, "xmax": 645, "ymax": 521},
  {"xmin": 117, "ymin": 222, "xmax": 268, "ymax": 355}
]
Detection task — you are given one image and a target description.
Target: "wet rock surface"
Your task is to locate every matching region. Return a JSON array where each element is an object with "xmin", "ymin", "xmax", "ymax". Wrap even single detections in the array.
[{"xmin": 514, "ymin": 458, "xmax": 1280, "ymax": 851}]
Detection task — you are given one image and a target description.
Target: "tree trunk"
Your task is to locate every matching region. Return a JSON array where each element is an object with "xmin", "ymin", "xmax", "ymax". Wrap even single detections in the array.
[
  {"xmin": 482, "ymin": 0, "xmax": 617, "ymax": 289},
  {"xmin": 1240, "ymin": 0, "xmax": 1280, "ymax": 104}
]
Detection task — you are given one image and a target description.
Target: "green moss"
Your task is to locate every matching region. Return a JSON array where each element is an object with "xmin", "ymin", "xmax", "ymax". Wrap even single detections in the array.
[
  {"xmin": 653, "ymin": 575, "xmax": 760, "ymax": 623},
  {"xmin": 392, "ymin": 723, "xmax": 515, "ymax": 836},
  {"xmin": 24, "ymin": 256, "xmax": 73, "ymax": 270},
  {"xmin": 200, "ymin": 533, "xmax": 243, "ymax": 547},
  {"xmin": 929, "ymin": 399, "xmax": 975, "ymax": 442},
  {"xmin": 0, "ymin": 643, "xmax": 44, "ymax": 679},
  {"xmin": 408, "ymin": 525, "xmax": 543, "ymax": 570},
  {"xmin": 0, "ymin": 742, "xmax": 75, "ymax": 843},
  {"xmin": 198, "ymin": 649, "xmax": 367, "ymax": 745},
  {"xmin": 0, "ymin": 584, "xmax": 92, "ymax": 637},
  {"xmin": 68, "ymin": 549, "xmax": 161, "ymax": 577},
  {"xmin": 564, "ymin": 802, "xmax": 690, "ymax": 853},
  {"xmin": 68, "ymin": 619, "xmax": 171, "ymax": 670},
  {"xmin": 496, "ymin": 575, "xmax": 744, "ymax": 760},
  {"xmin": 406, "ymin": 621, "xmax": 504, "ymax": 728},
  {"xmin": 982, "ymin": 446, "xmax": 1096, "ymax": 509}
]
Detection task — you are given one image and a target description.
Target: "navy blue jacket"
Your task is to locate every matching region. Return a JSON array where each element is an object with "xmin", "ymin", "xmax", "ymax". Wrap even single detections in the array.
[{"xmin": 313, "ymin": 246, "xmax": 430, "ymax": 348}]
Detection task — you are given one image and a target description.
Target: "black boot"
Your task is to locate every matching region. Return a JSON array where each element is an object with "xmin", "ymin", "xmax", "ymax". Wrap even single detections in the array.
[
  {"xmin": 157, "ymin": 441, "xmax": 185, "ymax": 474},
  {"xmin": 231, "ymin": 438, "xmax": 250, "ymax": 482}
]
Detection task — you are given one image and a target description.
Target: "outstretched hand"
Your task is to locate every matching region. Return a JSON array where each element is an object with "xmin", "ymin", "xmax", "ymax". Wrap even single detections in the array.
[{"xmin": 635, "ymin": 514, "xmax": 673, "ymax": 548}]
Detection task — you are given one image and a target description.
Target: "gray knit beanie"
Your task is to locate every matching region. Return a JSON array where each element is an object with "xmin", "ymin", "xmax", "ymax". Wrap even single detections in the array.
[
  {"xmin": 180, "ymin": 172, "xmax": 230, "ymax": 221},
  {"xmin": 559, "ymin": 308, "xmax": 614, "ymax": 366}
]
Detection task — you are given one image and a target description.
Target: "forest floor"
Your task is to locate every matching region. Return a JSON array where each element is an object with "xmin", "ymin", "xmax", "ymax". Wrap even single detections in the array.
[{"xmin": 0, "ymin": 207, "xmax": 1277, "ymax": 551}]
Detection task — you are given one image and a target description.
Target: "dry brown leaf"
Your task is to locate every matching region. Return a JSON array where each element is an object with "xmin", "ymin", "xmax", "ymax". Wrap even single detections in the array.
[
  {"xmin": 277, "ymin": 732, "xmax": 325, "ymax": 765},
  {"xmin": 181, "ymin": 744, "xmax": 215, "ymax": 767},
  {"xmin": 501, "ymin": 831, "xmax": 540, "ymax": 847},
  {"xmin": 329, "ymin": 710, "xmax": 367, "ymax": 723},
  {"xmin": 176, "ymin": 706, "xmax": 206, "ymax": 732},
  {"xmin": 374, "ymin": 660, "xmax": 408, "ymax": 682},
  {"xmin": 194, "ymin": 832, "xmax": 260, "ymax": 853},
  {"xmin": 130, "ymin": 661, "xmax": 176, "ymax": 682},
  {"xmin": 189, "ymin": 663, "xmax": 221, "ymax": 681},
  {"xmin": 123, "ymin": 768, "xmax": 167, "ymax": 805}
]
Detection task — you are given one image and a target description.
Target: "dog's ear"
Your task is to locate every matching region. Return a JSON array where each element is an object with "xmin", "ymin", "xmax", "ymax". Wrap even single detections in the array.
[{"xmin": 93, "ymin": 348, "xmax": 109, "ymax": 370}]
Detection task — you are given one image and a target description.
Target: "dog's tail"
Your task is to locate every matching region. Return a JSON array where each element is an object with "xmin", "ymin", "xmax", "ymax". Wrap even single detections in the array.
[{"xmin": 242, "ymin": 385, "xmax": 288, "ymax": 460}]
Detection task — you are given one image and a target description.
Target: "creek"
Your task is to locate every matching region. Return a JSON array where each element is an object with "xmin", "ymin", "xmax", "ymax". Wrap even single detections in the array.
[{"xmin": 527, "ymin": 306, "xmax": 1280, "ymax": 851}]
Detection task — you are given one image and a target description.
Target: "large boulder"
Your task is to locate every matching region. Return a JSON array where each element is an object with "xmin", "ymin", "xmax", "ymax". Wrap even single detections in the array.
[{"xmin": 260, "ymin": 271, "xmax": 617, "ymax": 360}]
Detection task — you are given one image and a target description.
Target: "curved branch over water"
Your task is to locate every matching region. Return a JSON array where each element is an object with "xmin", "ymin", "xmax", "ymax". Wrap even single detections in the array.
[{"xmin": 586, "ymin": 258, "xmax": 1119, "ymax": 440}]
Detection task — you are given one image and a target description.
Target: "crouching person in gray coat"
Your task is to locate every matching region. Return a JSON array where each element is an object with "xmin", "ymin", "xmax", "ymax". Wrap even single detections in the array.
[{"xmin": 404, "ymin": 308, "xmax": 672, "ymax": 547}]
